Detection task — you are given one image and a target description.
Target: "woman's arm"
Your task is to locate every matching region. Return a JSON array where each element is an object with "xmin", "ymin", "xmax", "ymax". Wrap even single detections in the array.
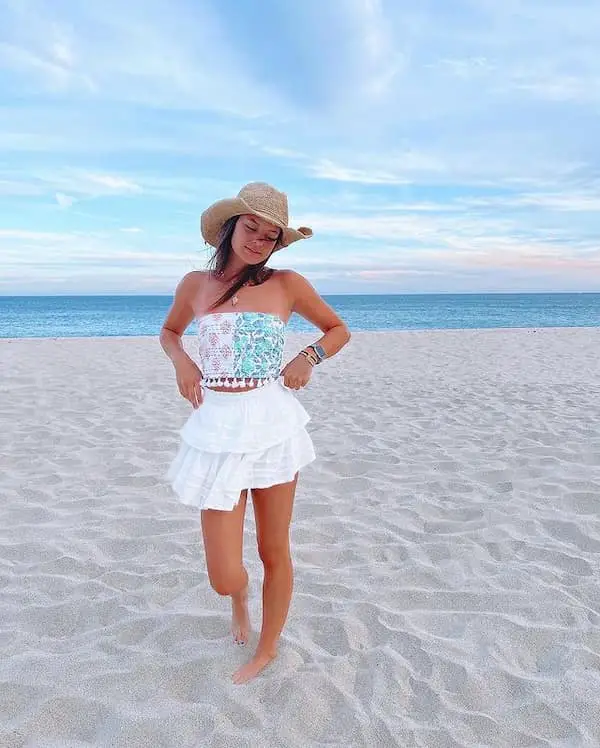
[
  {"xmin": 284, "ymin": 270, "xmax": 351, "ymax": 359},
  {"xmin": 159, "ymin": 272, "xmax": 201, "ymax": 365},
  {"xmin": 278, "ymin": 271, "xmax": 350, "ymax": 389},
  {"xmin": 160, "ymin": 272, "xmax": 204, "ymax": 407}
]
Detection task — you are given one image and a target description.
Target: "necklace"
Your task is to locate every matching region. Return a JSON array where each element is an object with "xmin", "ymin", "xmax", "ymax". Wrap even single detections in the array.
[
  {"xmin": 214, "ymin": 269, "xmax": 263, "ymax": 306},
  {"xmin": 230, "ymin": 278, "xmax": 251, "ymax": 306},
  {"xmin": 213, "ymin": 271, "xmax": 249, "ymax": 306}
]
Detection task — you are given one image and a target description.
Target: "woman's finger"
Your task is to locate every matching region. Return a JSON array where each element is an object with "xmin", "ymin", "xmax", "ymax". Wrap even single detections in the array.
[
  {"xmin": 184, "ymin": 384, "xmax": 196, "ymax": 406},
  {"xmin": 192, "ymin": 384, "xmax": 201, "ymax": 408}
]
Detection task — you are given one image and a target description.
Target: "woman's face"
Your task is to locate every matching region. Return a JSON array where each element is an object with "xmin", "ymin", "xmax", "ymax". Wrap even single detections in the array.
[{"xmin": 230, "ymin": 214, "xmax": 281, "ymax": 265}]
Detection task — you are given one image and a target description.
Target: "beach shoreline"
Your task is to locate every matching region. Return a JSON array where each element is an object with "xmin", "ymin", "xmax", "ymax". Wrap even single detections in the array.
[{"xmin": 3, "ymin": 323, "xmax": 600, "ymax": 342}]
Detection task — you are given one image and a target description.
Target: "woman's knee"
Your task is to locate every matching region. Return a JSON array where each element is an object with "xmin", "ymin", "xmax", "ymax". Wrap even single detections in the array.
[
  {"xmin": 208, "ymin": 566, "xmax": 247, "ymax": 596},
  {"xmin": 258, "ymin": 542, "xmax": 291, "ymax": 571},
  {"xmin": 201, "ymin": 493, "xmax": 247, "ymax": 596}
]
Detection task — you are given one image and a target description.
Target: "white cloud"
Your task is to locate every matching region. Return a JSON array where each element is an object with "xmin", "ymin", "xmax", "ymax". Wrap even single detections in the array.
[
  {"xmin": 288, "ymin": 207, "xmax": 599, "ymax": 269},
  {"xmin": 55, "ymin": 192, "xmax": 75, "ymax": 208},
  {"xmin": 351, "ymin": 0, "xmax": 404, "ymax": 97},
  {"xmin": 431, "ymin": 57, "xmax": 496, "ymax": 78},
  {"xmin": 51, "ymin": 38, "xmax": 74, "ymax": 67},
  {"xmin": 0, "ymin": 229, "xmax": 74, "ymax": 241},
  {"xmin": 0, "ymin": 0, "xmax": 282, "ymax": 116},
  {"xmin": 460, "ymin": 191, "xmax": 600, "ymax": 212},
  {"xmin": 0, "ymin": 23, "xmax": 96, "ymax": 93},
  {"xmin": 0, "ymin": 42, "xmax": 70, "ymax": 89},
  {"xmin": 309, "ymin": 159, "xmax": 410, "ymax": 185},
  {"xmin": 84, "ymin": 173, "xmax": 142, "ymax": 193},
  {"xmin": 34, "ymin": 170, "xmax": 143, "ymax": 199}
]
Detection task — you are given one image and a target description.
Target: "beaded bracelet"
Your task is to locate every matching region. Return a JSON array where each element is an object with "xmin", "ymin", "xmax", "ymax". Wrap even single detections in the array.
[{"xmin": 300, "ymin": 349, "xmax": 318, "ymax": 366}]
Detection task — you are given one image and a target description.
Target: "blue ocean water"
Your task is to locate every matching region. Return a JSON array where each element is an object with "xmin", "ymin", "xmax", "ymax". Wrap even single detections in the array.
[{"xmin": 1, "ymin": 294, "xmax": 599, "ymax": 338}]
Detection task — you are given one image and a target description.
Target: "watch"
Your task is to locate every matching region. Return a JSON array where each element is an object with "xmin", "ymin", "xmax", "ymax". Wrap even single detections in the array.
[{"xmin": 311, "ymin": 343, "xmax": 327, "ymax": 363}]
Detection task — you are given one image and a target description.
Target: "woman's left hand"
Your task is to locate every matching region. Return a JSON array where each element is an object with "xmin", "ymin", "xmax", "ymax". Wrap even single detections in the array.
[{"xmin": 280, "ymin": 355, "xmax": 313, "ymax": 390}]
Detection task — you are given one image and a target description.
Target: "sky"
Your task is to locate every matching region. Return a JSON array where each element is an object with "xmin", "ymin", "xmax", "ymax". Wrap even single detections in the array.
[{"xmin": 1, "ymin": 0, "xmax": 599, "ymax": 296}]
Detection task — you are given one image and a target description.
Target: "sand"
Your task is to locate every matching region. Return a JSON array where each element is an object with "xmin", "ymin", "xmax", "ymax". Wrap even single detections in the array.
[{"xmin": 1, "ymin": 328, "xmax": 600, "ymax": 748}]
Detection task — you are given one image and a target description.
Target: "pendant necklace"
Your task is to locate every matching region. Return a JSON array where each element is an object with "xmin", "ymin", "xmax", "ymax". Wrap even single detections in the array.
[
  {"xmin": 214, "ymin": 270, "xmax": 256, "ymax": 306},
  {"xmin": 231, "ymin": 280, "xmax": 250, "ymax": 306}
]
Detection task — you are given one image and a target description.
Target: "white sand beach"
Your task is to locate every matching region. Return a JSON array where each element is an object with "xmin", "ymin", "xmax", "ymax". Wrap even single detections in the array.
[{"xmin": 2, "ymin": 328, "xmax": 600, "ymax": 747}]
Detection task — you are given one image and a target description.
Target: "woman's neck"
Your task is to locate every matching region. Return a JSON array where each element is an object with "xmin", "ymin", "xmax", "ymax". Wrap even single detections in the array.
[
  {"xmin": 215, "ymin": 259, "xmax": 249, "ymax": 283},
  {"xmin": 214, "ymin": 270, "xmax": 242, "ymax": 284}
]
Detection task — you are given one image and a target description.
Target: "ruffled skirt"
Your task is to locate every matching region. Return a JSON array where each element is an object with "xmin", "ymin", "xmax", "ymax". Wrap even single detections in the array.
[{"xmin": 166, "ymin": 380, "xmax": 316, "ymax": 511}]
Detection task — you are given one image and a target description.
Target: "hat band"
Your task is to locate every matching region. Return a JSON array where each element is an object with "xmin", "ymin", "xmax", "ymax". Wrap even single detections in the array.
[{"xmin": 244, "ymin": 206, "xmax": 287, "ymax": 229}]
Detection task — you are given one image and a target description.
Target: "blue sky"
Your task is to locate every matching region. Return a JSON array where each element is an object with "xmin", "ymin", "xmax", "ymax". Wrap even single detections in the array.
[{"xmin": 1, "ymin": 0, "xmax": 599, "ymax": 295}]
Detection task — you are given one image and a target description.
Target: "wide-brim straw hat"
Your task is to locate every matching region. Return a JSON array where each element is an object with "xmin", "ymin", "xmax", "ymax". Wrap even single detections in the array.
[{"xmin": 201, "ymin": 182, "xmax": 313, "ymax": 250}]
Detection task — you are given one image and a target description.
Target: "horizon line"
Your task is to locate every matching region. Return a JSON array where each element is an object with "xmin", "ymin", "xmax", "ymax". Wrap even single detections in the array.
[{"xmin": 2, "ymin": 290, "xmax": 600, "ymax": 299}]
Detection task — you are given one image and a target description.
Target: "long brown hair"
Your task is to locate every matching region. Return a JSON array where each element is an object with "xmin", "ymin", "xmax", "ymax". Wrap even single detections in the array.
[{"xmin": 207, "ymin": 216, "xmax": 281, "ymax": 309}]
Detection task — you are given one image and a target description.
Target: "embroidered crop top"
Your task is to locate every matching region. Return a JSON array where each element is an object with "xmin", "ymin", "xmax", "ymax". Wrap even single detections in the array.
[{"xmin": 196, "ymin": 312, "xmax": 285, "ymax": 388}]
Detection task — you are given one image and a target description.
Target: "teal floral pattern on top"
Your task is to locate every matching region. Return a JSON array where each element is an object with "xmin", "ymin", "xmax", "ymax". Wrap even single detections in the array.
[
  {"xmin": 233, "ymin": 313, "xmax": 285, "ymax": 379},
  {"xmin": 197, "ymin": 312, "xmax": 285, "ymax": 383}
]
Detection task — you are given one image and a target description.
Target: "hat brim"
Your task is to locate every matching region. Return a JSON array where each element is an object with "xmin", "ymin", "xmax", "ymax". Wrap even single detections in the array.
[{"xmin": 201, "ymin": 197, "xmax": 312, "ymax": 250}]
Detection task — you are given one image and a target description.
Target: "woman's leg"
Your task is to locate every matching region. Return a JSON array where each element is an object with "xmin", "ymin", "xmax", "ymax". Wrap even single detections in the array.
[
  {"xmin": 232, "ymin": 474, "xmax": 298, "ymax": 684},
  {"xmin": 201, "ymin": 489, "xmax": 250, "ymax": 645}
]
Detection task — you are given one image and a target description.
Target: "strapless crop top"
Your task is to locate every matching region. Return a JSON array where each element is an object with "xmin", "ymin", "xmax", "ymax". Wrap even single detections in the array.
[{"xmin": 196, "ymin": 312, "xmax": 285, "ymax": 388}]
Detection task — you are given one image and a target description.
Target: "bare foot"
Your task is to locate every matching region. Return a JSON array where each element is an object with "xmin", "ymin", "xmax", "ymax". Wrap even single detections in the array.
[
  {"xmin": 231, "ymin": 585, "xmax": 251, "ymax": 647},
  {"xmin": 232, "ymin": 650, "xmax": 277, "ymax": 685}
]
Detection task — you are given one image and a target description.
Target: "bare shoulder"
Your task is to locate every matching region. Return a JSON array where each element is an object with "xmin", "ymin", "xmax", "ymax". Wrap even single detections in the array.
[
  {"xmin": 175, "ymin": 270, "xmax": 207, "ymax": 302},
  {"xmin": 274, "ymin": 269, "xmax": 345, "ymax": 333},
  {"xmin": 276, "ymin": 269, "xmax": 304, "ymax": 280},
  {"xmin": 177, "ymin": 269, "xmax": 206, "ymax": 292},
  {"xmin": 162, "ymin": 271, "xmax": 207, "ymax": 335},
  {"xmin": 275, "ymin": 268, "xmax": 312, "ymax": 294}
]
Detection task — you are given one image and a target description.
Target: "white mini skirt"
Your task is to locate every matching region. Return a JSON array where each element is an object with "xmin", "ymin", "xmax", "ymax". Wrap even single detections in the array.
[{"xmin": 166, "ymin": 380, "xmax": 316, "ymax": 511}]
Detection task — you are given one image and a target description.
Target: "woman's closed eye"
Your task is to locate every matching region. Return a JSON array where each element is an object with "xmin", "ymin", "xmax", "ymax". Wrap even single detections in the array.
[{"xmin": 246, "ymin": 223, "xmax": 278, "ymax": 243}]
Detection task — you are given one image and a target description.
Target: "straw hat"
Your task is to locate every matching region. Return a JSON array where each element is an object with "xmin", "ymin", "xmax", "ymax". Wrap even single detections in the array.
[{"xmin": 200, "ymin": 182, "xmax": 313, "ymax": 250}]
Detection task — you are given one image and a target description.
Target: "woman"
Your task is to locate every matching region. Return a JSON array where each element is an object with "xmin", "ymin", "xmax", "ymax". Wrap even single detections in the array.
[{"xmin": 160, "ymin": 182, "xmax": 350, "ymax": 684}]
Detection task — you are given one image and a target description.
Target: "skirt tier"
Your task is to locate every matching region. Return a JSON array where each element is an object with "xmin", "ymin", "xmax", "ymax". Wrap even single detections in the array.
[{"xmin": 166, "ymin": 380, "xmax": 315, "ymax": 511}]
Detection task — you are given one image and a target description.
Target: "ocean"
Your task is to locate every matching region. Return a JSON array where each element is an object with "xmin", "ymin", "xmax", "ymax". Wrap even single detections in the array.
[{"xmin": 1, "ymin": 293, "xmax": 599, "ymax": 338}]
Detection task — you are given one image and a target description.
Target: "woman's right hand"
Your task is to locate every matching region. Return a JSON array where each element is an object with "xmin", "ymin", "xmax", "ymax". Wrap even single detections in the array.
[{"xmin": 174, "ymin": 354, "xmax": 203, "ymax": 408}]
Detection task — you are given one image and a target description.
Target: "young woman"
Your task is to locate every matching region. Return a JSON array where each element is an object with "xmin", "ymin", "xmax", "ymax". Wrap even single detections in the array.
[{"xmin": 160, "ymin": 182, "xmax": 350, "ymax": 684}]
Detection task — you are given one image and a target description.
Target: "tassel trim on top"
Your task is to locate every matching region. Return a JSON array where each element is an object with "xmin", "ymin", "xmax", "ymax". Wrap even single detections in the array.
[{"xmin": 202, "ymin": 376, "xmax": 277, "ymax": 389}]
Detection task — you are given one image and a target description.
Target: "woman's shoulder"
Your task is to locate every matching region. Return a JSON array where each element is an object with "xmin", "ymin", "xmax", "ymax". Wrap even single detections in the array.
[
  {"xmin": 174, "ymin": 271, "xmax": 209, "ymax": 307},
  {"xmin": 272, "ymin": 268, "xmax": 307, "ymax": 286},
  {"xmin": 177, "ymin": 270, "xmax": 208, "ymax": 291},
  {"xmin": 180, "ymin": 269, "xmax": 208, "ymax": 281},
  {"xmin": 273, "ymin": 269, "xmax": 315, "ymax": 295}
]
